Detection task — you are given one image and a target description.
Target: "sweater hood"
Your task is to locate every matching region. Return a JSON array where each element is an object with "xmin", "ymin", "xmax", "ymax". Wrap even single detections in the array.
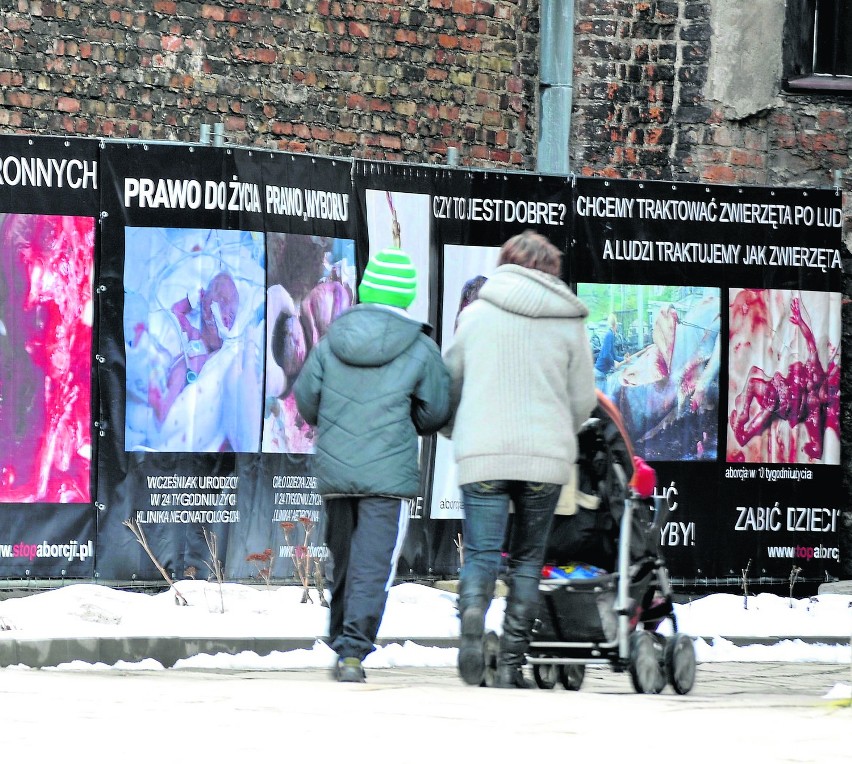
[
  {"xmin": 477, "ymin": 264, "xmax": 589, "ymax": 319},
  {"xmin": 326, "ymin": 303, "xmax": 425, "ymax": 367}
]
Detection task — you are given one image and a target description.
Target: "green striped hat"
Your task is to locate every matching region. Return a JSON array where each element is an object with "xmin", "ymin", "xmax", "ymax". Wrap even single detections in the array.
[{"xmin": 358, "ymin": 248, "xmax": 417, "ymax": 309}]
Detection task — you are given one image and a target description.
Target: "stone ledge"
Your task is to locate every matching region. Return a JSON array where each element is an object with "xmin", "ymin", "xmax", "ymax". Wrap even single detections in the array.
[{"xmin": 818, "ymin": 580, "xmax": 852, "ymax": 595}]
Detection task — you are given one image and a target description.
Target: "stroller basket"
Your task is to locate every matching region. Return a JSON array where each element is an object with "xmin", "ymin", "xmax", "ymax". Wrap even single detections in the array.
[{"xmin": 535, "ymin": 575, "xmax": 618, "ymax": 644}]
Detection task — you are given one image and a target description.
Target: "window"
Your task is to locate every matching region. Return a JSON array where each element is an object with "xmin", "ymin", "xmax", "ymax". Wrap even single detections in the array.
[{"xmin": 783, "ymin": 0, "xmax": 852, "ymax": 93}]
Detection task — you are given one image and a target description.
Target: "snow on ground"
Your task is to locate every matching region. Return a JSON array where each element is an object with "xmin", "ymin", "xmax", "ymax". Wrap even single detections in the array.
[{"xmin": 0, "ymin": 581, "xmax": 849, "ymax": 693}]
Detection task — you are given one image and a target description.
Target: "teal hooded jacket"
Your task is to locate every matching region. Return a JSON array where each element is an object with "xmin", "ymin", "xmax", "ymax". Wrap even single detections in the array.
[{"xmin": 293, "ymin": 304, "xmax": 451, "ymax": 498}]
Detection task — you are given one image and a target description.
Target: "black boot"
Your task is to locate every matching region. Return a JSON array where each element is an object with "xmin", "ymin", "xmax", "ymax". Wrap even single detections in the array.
[
  {"xmin": 496, "ymin": 663, "xmax": 531, "ymax": 689},
  {"xmin": 457, "ymin": 581, "xmax": 494, "ymax": 686},
  {"xmin": 496, "ymin": 598, "xmax": 536, "ymax": 689},
  {"xmin": 458, "ymin": 604, "xmax": 486, "ymax": 685}
]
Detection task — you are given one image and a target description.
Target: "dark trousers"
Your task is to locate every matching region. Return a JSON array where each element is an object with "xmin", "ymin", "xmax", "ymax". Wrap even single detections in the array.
[{"xmin": 324, "ymin": 495, "xmax": 409, "ymax": 661}]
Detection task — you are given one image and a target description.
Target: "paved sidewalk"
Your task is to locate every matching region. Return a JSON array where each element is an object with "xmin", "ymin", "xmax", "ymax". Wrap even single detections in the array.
[{"xmin": 1, "ymin": 661, "xmax": 849, "ymax": 761}]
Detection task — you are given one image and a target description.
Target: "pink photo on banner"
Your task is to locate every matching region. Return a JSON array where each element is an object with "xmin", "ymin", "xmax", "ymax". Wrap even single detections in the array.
[
  {"xmin": 727, "ymin": 288, "xmax": 840, "ymax": 465},
  {"xmin": 0, "ymin": 213, "xmax": 95, "ymax": 503}
]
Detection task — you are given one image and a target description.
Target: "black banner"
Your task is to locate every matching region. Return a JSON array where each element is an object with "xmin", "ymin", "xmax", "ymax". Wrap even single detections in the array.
[
  {"xmin": 96, "ymin": 143, "xmax": 354, "ymax": 583},
  {"xmin": 572, "ymin": 177, "xmax": 843, "ymax": 585},
  {"xmin": 0, "ymin": 136, "xmax": 99, "ymax": 577},
  {"xmin": 351, "ymin": 162, "xmax": 574, "ymax": 577},
  {"xmin": 0, "ymin": 135, "xmax": 844, "ymax": 590},
  {"xmin": 226, "ymin": 151, "xmax": 356, "ymax": 582}
]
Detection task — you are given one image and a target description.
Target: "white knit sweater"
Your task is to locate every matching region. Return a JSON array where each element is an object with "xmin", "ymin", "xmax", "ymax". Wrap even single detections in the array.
[{"xmin": 442, "ymin": 264, "xmax": 597, "ymax": 487}]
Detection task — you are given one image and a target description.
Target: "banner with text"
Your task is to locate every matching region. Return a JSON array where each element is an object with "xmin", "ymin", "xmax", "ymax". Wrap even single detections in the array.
[
  {"xmin": 0, "ymin": 134, "xmax": 844, "ymax": 589},
  {"xmin": 573, "ymin": 177, "xmax": 843, "ymax": 585},
  {"xmin": 351, "ymin": 163, "xmax": 574, "ymax": 577},
  {"xmin": 0, "ymin": 136, "xmax": 99, "ymax": 577},
  {"xmin": 96, "ymin": 143, "xmax": 354, "ymax": 583}
]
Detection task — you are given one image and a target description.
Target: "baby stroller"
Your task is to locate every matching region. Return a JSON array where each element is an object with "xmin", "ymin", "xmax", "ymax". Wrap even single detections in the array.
[{"xmin": 482, "ymin": 392, "xmax": 696, "ymax": 694}]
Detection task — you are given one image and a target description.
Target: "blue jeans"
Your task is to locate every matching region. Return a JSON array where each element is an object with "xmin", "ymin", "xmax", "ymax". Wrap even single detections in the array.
[{"xmin": 459, "ymin": 480, "xmax": 560, "ymax": 615}]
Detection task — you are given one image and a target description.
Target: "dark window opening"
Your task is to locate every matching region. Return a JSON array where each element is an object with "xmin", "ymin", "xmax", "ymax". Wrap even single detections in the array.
[
  {"xmin": 784, "ymin": 0, "xmax": 852, "ymax": 94},
  {"xmin": 814, "ymin": 0, "xmax": 852, "ymax": 75}
]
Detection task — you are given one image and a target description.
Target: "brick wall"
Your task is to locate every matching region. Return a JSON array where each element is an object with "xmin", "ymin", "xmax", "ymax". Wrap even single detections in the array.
[
  {"xmin": 0, "ymin": 0, "xmax": 537, "ymax": 167},
  {"xmin": 572, "ymin": 0, "xmax": 852, "ymax": 577}
]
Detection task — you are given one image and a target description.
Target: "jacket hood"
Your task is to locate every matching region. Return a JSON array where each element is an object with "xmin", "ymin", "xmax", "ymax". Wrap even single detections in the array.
[
  {"xmin": 478, "ymin": 264, "xmax": 589, "ymax": 319},
  {"xmin": 326, "ymin": 304, "xmax": 425, "ymax": 367}
]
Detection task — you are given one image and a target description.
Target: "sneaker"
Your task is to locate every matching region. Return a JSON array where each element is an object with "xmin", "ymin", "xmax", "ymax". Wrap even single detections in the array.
[
  {"xmin": 336, "ymin": 656, "xmax": 366, "ymax": 683},
  {"xmin": 457, "ymin": 606, "xmax": 486, "ymax": 686}
]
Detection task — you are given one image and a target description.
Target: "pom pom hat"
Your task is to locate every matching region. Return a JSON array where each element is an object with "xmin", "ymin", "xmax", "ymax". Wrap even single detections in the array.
[{"xmin": 358, "ymin": 248, "xmax": 417, "ymax": 309}]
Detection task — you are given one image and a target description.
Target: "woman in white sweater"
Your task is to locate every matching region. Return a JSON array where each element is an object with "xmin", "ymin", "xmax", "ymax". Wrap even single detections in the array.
[{"xmin": 443, "ymin": 230, "xmax": 596, "ymax": 688}]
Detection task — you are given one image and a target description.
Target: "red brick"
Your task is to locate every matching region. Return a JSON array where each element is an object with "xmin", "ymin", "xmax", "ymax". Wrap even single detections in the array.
[
  {"xmin": 6, "ymin": 91, "xmax": 33, "ymax": 108},
  {"xmin": 453, "ymin": 0, "xmax": 475, "ymax": 14},
  {"xmin": 56, "ymin": 96, "xmax": 80, "ymax": 113},
  {"xmin": 224, "ymin": 115, "xmax": 246, "ymax": 131},
  {"xmin": 379, "ymin": 134, "xmax": 401, "ymax": 149},
  {"xmin": 334, "ymin": 129, "xmax": 357, "ymax": 145},
  {"xmin": 201, "ymin": 4, "xmax": 226, "ymax": 21},
  {"xmin": 161, "ymin": 35, "xmax": 183, "ymax": 52},
  {"xmin": 702, "ymin": 165, "xmax": 737, "ymax": 183}
]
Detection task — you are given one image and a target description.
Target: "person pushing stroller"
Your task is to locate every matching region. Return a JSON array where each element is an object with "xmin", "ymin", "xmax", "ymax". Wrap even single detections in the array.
[{"xmin": 442, "ymin": 230, "xmax": 596, "ymax": 688}]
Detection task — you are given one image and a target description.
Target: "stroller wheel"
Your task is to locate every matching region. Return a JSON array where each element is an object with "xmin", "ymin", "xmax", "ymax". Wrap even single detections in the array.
[
  {"xmin": 629, "ymin": 631, "xmax": 664, "ymax": 694},
  {"xmin": 665, "ymin": 633, "xmax": 696, "ymax": 695},
  {"xmin": 481, "ymin": 631, "xmax": 500, "ymax": 688},
  {"xmin": 559, "ymin": 664, "xmax": 585, "ymax": 691},
  {"xmin": 532, "ymin": 662, "xmax": 559, "ymax": 690},
  {"xmin": 651, "ymin": 633, "xmax": 668, "ymax": 693}
]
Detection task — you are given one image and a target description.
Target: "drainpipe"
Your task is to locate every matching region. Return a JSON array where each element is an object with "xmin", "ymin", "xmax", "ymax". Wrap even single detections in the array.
[{"xmin": 538, "ymin": 0, "xmax": 575, "ymax": 175}]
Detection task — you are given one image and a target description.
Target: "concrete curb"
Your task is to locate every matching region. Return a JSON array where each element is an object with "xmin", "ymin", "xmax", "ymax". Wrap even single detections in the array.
[
  {"xmin": 0, "ymin": 634, "xmax": 847, "ymax": 669},
  {"xmin": 0, "ymin": 636, "xmax": 460, "ymax": 669}
]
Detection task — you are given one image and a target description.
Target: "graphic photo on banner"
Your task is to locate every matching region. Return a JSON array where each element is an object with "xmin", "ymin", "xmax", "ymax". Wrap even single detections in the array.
[
  {"xmin": 727, "ymin": 288, "xmax": 840, "ymax": 465},
  {"xmin": 0, "ymin": 213, "xmax": 94, "ymax": 503},
  {"xmin": 365, "ymin": 190, "xmax": 431, "ymax": 324},
  {"xmin": 124, "ymin": 227, "xmax": 266, "ymax": 453},
  {"xmin": 431, "ymin": 244, "xmax": 500, "ymax": 520},
  {"xmin": 262, "ymin": 233, "xmax": 355, "ymax": 454},
  {"xmin": 577, "ymin": 283, "xmax": 721, "ymax": 462}
]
